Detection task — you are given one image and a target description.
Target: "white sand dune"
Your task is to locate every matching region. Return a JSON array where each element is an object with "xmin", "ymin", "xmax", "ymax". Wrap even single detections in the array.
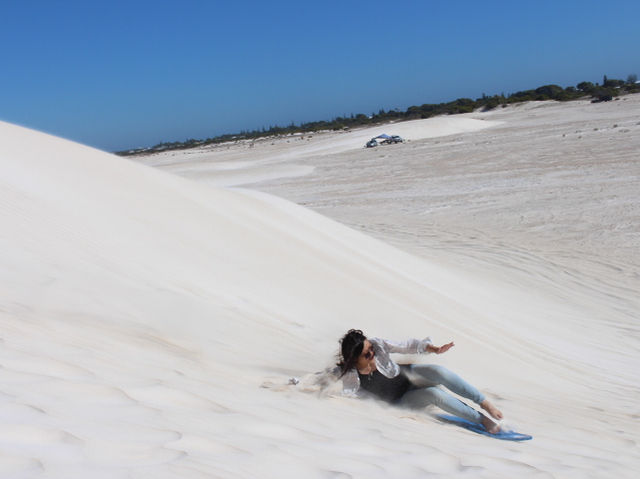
[
  {"xmin": 1, "ymin": 95, "xmax": 639, "ymax": 478},
  {"xmin": 137, "ymin": 116, "xmax": 500, "ymax": 187}
]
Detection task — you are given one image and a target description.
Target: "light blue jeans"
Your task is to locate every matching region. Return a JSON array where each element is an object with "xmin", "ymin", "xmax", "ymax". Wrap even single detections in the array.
[{"xmin": 399, "ymin": 364, "xmax": 485, "ymax": 423}]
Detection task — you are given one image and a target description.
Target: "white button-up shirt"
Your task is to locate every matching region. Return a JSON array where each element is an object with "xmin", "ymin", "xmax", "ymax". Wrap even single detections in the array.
[{"xmin": 341, "ymin": 337, "xmax": 433, "ymax": 396}]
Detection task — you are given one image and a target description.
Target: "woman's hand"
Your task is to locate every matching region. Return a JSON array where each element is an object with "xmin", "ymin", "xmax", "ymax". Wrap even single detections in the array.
[{"xmin": 426, "ymin": 341, "xmax": 455, "ymax": 354}]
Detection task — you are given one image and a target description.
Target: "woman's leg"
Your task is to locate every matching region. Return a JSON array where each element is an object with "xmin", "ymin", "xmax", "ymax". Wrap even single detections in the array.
[
  {"xmin": 403, "ymin": 364, "xmax": 503, "ymax": 429},
  {"xmin": 404, "ymin": 364, "xmax": 486, "ymax": 405},
  {"xmin": 400, "ymin": 386, "xmax": 483, "ymax": 423}
]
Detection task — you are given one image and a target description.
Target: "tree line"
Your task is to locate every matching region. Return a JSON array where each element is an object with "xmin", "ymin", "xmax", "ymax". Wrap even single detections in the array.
[{"xmin": 116, "ymin": 74, "xmax": 639, "ymax": 156}]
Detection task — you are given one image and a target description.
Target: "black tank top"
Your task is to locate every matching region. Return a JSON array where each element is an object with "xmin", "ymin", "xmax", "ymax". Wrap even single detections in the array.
[{"xmin": 358, "ymin": 366, "xmax": 413, "ymax": 403}]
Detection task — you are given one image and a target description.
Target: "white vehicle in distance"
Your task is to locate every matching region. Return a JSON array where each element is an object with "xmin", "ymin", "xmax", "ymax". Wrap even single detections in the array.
[{"xmin": 365, "ymin": 134, "xmax": 404, "ymax": 147}]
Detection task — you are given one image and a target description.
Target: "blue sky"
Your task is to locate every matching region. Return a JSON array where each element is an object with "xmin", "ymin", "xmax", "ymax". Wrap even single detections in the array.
[{"xmin": 1, "ymin": 0, "xmax": 638, "ymax": 152}]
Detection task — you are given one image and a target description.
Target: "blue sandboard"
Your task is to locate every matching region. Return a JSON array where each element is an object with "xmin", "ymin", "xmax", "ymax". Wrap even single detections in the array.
[{"xmin": 436, "ymin": 414, "xmax": 532, "ymax": 441}]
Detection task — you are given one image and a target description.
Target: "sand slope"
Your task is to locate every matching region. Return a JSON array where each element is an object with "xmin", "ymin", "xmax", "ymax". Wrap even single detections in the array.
[
  {"xmin": 137, "ymin": 116, "xmax": 500, "ymax": 187},
  {"xmin": 1, "ymin": 103, "xmax": 639, "ymax": 479}
]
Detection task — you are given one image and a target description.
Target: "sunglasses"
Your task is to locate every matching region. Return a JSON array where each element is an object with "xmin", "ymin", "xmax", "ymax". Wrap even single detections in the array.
[{"xmin": 362, "ymin": 347, "xmax": 375, "ymax": 360}]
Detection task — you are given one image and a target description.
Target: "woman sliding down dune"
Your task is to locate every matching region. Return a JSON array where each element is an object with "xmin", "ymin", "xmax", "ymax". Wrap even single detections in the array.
[{"xmin": 337, "ymin": 329, "xmax": 503, "ymax": 433}]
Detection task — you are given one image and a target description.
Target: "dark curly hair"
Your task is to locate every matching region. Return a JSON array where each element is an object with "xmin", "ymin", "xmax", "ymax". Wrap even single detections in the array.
[{"xmin": 337, "ymin": 329, "xmax": 367, "ymax": 377}]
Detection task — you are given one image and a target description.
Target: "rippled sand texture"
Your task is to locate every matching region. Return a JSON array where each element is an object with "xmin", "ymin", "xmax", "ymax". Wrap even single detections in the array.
[{"xmin": 1, "ymin": 95, "xmax": 638, "ymax": 478}]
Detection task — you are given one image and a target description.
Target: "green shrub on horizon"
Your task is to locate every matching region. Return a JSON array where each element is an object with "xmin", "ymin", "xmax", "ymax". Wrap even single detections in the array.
[{"xmin": 115, "ymin": 75, "xmax": 639, "ymax": 156}]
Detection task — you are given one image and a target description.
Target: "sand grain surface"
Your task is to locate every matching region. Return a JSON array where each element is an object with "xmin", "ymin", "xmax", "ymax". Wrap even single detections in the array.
[{"xmin": 1, "ymin": 96, "xmax": 639, "ymax": 478}]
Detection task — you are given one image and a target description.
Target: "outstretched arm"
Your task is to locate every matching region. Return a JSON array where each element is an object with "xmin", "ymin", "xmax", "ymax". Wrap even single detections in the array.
[
  {"xmin": 377, "ymin": 337, "xmax": 432, "ymax": 354},
  {"xmin": 425, "ymin": 341, "xmax": 455, "ymax": 354},
  {"xmin": 378, "ymin": 337, "xmax": 454, "ymax": 354}
]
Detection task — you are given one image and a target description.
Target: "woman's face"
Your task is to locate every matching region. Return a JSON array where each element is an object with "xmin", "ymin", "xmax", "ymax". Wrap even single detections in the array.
[{"xmin": 356, "ymin": 339, "xmax": 375, "ymax": 370}]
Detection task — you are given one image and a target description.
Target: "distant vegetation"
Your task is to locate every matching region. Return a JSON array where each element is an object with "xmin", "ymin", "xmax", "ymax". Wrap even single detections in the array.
[{"xmin": 116, "ymin": 74, "xmax": 640, "ymax": 156}]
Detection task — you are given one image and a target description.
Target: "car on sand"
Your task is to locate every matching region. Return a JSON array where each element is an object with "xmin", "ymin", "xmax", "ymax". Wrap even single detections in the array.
[{"xmin": 365, "ymin": 134, "xmax": 403, "ymax": 147}]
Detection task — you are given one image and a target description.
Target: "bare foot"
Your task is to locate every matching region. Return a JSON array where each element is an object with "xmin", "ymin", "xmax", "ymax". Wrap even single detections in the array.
[
  {"xmin": 480, "ymin": 399, "xmax": 503, "ymax": 420},
  {"xmin": 481, "ymin": 415, "xmax": 501, "ymax": 434}
]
